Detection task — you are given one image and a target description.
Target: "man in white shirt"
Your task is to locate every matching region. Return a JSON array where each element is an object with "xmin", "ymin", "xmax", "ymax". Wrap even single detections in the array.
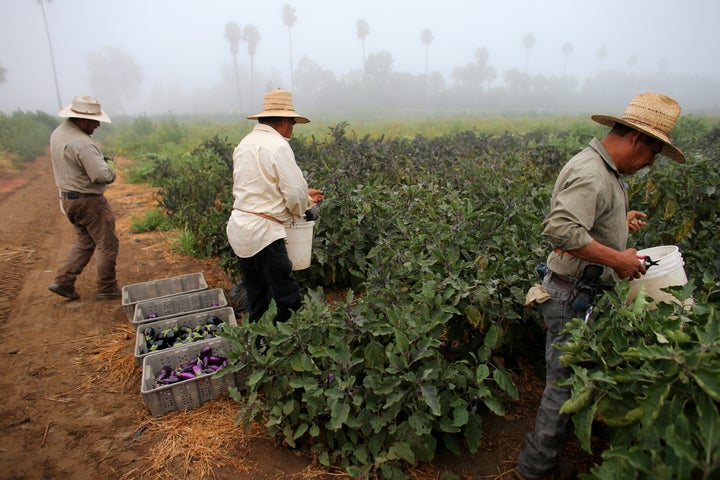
[{"xmin": 226, "ymin": 89, "xmax": 324, "ymax": 323}]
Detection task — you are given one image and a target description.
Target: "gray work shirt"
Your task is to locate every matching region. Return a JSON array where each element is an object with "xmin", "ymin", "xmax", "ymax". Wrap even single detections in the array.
[
  {"xmin": 542, "ymin": 138, "xmax": 629, "ymax": 282},
  {"xmin": 50, "ymin": 120, "xmax": 115, "ymax": 194}
]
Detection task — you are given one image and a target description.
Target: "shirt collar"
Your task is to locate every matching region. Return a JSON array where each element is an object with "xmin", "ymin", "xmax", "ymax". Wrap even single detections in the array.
[{"xmin": 589, "ymin": 137, "xmax": 620, "ymax": 177}]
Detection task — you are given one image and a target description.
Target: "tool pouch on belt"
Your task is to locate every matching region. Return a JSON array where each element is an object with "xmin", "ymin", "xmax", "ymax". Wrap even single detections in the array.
[{"xmin": 570, "ymin": 264, "xmax": 603, "ymax": 312}]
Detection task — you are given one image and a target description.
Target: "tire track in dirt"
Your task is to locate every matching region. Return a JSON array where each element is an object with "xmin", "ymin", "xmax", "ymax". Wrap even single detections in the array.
[{"xmin": 0, "ymin": 156, "xmax": 60, "ymax": 324}]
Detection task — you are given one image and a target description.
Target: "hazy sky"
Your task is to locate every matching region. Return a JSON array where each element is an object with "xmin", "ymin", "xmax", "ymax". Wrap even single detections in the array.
[{"xmin": 1, "ymin": 0, "xmax": 719, "ymax": 115}]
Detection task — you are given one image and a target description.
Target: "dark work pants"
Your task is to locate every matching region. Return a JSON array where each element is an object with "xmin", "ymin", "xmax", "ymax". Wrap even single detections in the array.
[
  {"xmin": 237, "ymin": 239, "xmax": 301, "ymax": 323},
  {"xmin": 55, "ymin": 194, "xmax": 119, "ymax": 292}
]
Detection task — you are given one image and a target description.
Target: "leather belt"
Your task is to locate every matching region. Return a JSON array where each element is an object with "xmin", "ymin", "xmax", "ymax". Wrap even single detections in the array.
[
  {"xmin": 546, "ymin": 271, "xmax": 577, "ymax": 290},
  {"xmin": 250, "ymin": 212, "xmax": 283, "ymax": 224},
  {"xmin": 61, "ymin": 191, "xmax": 100, "ymax": 199}
]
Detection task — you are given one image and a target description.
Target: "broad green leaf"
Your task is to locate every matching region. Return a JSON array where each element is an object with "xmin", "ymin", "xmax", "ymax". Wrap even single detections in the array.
[
  {"xmin": 293, "ymin": 422, "xmax": 309, "ymax": 440},
  {"xmin": 452, "ymin": 406, "xmax": 469, "ymax": 427},
  {"xmin": 421, "ymin": 384, "xmax": 441, "ymax": 416},
  {"xmin": 327, "ymin": 402, "xmax": 350, "ymax": 430},
  {"xmin": 408, "ymin": 410, "xmax": 433, "ymax": 436},
  {"xmin": 246, "ymin": 369, "xmax": 265, "ymax": 386},
  {"xmin": 691, "ymin": 368, "xmax": 720, "ymax": 402},
  {"xmin": 463, "ymin": 413, "xmax": 483, "ymax": 452},
  {"xmin": 387, "ymin": 441, "xmax": 415, "ymax": 464},
  {"xmin": 560, "ymin": 387, "xmax": 593, "ymax": 414},
  {"xmin": 483, "ymin": 395, "xmax": 505, "ymax": 416},
  {"xmin": 475, "ymin": 364, "xmax": 490, "ymax": 383},
  {"xmin": 493, "ymin": 367, "xmax": 519, "ymax": 400},
  {"xmin": 571, "ymin": 399, "xmax": 596, "ymax": 452}
]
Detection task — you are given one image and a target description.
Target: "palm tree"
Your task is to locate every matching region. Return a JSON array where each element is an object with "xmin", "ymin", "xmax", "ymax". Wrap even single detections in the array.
[
  {"xmin": 224, "ymin": 22, "xmax": 243, "ymax": 112},
  {"xmin": 523, "ymin": 32, "xmax": 536, "ymax": 75},
  {"xmin": 282, "ymin": 4, "xmax": 297, "ymax": 91},
  {"xmin": 561, "ymin": 41, "xmax": 574, "ymax": 76},
  {"xmin": 37, "ymin": 0, "xmax": 62, "ymax": 109},
  {"xmin": 420, "ymin": 28, "xmax": 433, "ymax": 76},
  {"xmin": 243, "ymin": 24, "xmax": 260, "ymax": 111},
  {"xmin": 356, "ymin": 19, "xmax": 369, "ymax": 76}
]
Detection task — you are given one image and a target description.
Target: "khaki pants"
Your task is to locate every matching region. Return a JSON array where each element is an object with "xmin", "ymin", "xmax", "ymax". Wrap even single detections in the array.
[{"xmin": 54, "ymin": 194, "xmax": 119, "ymax": 293}]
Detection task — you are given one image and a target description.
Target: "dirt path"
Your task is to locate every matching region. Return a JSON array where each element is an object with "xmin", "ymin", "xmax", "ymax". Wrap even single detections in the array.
[{"xmin": 0, "ymin": 156, "xmax": 593, "ymax": 480}]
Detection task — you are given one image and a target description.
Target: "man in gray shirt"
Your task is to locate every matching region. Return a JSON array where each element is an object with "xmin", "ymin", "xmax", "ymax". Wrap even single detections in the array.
[
  {"xmin": 515, "ymin": 93, "xmax": 686, "ymax": 480},
  {"xmin": 48, "ymin": 96, "xmax": 121, "ymax": 301}
]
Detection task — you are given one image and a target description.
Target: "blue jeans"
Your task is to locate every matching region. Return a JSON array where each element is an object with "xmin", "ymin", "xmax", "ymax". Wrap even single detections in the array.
[
  {"xmin": 517, "ymin": 273, "xmax": 579, "ymax": 477},
  {"xmin": 237, "ymin": 239, "xmax": 301, "ymax": 323}
]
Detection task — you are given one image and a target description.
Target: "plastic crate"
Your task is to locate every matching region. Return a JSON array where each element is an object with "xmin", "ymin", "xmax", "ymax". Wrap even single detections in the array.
[
  {"xmin": 121, "ymin": 273, "xmax": 208, "ymax": 320},
  {"xmin": 134, "ymin": 307, "xmax": 237, "ymax": 366},
  {"xmin": 140, "ymin": 337, "xmax": 241, "ymax": 416},
  {"xmin": 132, "ymin": 288, "xmax": 228, "ymax": 326}
]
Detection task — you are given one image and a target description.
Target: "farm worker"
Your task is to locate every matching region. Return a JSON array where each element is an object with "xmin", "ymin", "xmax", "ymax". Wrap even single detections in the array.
[
  {"xmin": 48, "ymin": 95, "xmax": 122, "ymax": 301},
  {"xmin": 226, "ymin": 88, "xmax": 324, "ymax": 323},
  {"xmin": 515, "ymin": 93, "xmax": 685, "ymax": 480}
]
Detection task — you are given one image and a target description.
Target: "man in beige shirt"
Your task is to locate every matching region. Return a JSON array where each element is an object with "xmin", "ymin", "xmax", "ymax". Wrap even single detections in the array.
[
  {"xmin": 515, "ymin": 93, "xmax": 686, "ymax": 480},
  {"xmin": 226, "ymin": 89, "xmax": 323, "ymax": 323},
  {"xmin": 48, "ymin": 96, "xmax": 121, "ymax": 301}
]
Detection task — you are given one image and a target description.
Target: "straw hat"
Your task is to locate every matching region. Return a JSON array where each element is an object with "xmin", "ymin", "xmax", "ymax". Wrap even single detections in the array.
[
  {"xmin": 247, "ymin": 88, "xmax": 310, "ymax": 123},
  {"xmin": 59, "ymin": 96, "xmax": 112, "ymax": 124},
  {"xmin": 591, "ymin": 92, "xmax": 684, "ymax": 163}
]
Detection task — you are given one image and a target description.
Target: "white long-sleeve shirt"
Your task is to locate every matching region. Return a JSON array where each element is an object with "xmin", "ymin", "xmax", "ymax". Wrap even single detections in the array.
[{"xmin": 226, "ymin": 123, "xmax": 313, "ymax": 258}]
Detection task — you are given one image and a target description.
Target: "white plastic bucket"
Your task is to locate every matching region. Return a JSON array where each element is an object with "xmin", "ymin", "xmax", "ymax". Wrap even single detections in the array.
[
  {"xmin": 627, "ymin": 245, "xmax": 688, "ymax": 307},
  {"xmin": 284, "ymin": 220, "xmax": 315, "ymax": 270}
]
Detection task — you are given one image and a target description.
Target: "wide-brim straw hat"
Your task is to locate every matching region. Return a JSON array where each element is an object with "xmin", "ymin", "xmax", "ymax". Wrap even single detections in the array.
[
  {"xmin": 591, "ymin": 92, "xmax": 684, "ymax": 163},
  {"xmin": 247, "ymin": 88, "xmax": 310, "ymax": 123},
  {"xmin": 59, "ymin": 96, "xmax": 112, "ymax": 124}
]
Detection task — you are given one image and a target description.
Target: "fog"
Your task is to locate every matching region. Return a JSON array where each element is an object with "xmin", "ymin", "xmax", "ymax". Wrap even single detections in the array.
[{"xmin": 2, "ymin": 0, "xmax": 719, "ymax": 118}]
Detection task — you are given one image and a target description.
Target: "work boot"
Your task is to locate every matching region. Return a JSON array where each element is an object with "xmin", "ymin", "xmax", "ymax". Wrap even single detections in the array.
[
  {"xmin": 96, "ymin": 287, "xmax": 122, "ymax": 300},
  {"xmin": 49, "ymin": 283, "xmax": 80, "ymax": 301},
  {"xmin": 513, "ymin": 462, "xmax": 578, "ymax": 480}
]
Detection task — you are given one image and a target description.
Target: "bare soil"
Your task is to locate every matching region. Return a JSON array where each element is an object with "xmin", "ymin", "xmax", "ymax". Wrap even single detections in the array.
[{"xmin": 0, "ymin": 156, "xmax": 597, "ymax": 479}]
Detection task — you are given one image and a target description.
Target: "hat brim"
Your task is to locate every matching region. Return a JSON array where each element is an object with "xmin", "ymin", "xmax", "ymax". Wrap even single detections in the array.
[
  {"xmin": 247, "ymin": 111, "xmax": 310, "ymax": 124},
  {"xmin": 591, "ymin": 114, "xmax": 685, "ymax": 163},
  {"xmin": 59, "ymin": 105, "xmax": 112, "ymax": 124}
]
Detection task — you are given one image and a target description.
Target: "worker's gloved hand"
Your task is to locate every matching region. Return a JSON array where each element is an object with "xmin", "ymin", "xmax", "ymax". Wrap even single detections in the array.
[{"xmin": 303, "ymin": 204, "xmax": 320, "ymax": 221}]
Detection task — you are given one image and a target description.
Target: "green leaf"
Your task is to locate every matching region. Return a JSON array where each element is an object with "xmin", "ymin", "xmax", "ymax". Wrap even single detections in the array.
[
  {"xmin": 463, "ymin": 413, "xmax": 483, "ymax": 452},
  {"xmin": 691, "ymin": 368, "xmax": 720, "ymax": 402},
  {"xmin": 492, "ymin": 367, "xmax": 519, "ymax": 400},
  {"xmin": 420, "ymin": 384, "xmax": 441, "ymax": 416},
  {"xmin": 560, "ymin": 387, "xmax": 593, "ymax": 414},
  {"xmin": 246, "ymin": 369, "xmax": 265, "ymax": 386},
  {"xmin": 452, "ymin": 406, "xmax": 469, "ymax": 427},
  {"xmin": 327, "ymin": 402, "xmax": 350, "ymax": 430},
  {"xmin": 408, "ymin": 410, "xmax": 433, "ymax": 436},
  {"xmin": 482, "ymin": 395, "xmax": 505, "ymax": 416},
  {"xmin": 387, "ymin": 441, "xmax": 415, "ymax": 464},
  {"xmin": 475, "ymin": 364, "xmax": 490, "ymax": 383},
  {"xmin": 572, "ymin": 399, "xmax": 597, "ymax": 452},
  {"xmin": 293, "ymin": 422, "xmax": 309, "ymax": 440}
]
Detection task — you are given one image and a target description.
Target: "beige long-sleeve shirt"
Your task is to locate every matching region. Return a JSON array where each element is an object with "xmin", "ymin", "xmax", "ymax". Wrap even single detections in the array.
[
  {"xmin": 226, "ymin": 124, "xmax": 314, "ymax": 258},
  {"xmin": 542, "ymin": 138, "xmax": 629, "ymax": 282},
  {"xmin": 49, "ymin": 120, "xmax": 115, "ymax": 194}
]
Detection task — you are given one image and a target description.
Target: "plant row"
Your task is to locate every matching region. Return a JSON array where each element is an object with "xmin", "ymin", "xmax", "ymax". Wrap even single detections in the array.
[{"xmin": 120, "ymin": 117, "xmax": 719, "ymax": 479}]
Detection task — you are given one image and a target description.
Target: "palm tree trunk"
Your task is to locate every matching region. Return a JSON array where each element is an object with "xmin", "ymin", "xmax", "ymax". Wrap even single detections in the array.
[
  {"xmin": 232, "ymin": 54, "xmax": 243, "ymax": 113},
  {"xmin": 38, "ymin": 0, "xmax": 62, "ymax": 110}
]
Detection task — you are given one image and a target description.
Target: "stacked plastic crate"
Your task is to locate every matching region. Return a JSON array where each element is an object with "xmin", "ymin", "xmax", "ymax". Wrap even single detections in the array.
[{"xmin": 122, "ymin": 273, "xmax": 242, "ymax": 416}]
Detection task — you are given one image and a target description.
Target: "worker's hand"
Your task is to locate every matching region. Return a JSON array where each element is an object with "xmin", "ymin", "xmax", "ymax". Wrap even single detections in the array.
[
  {"xmin": 627, "ymin": 210, "xmax": 647, "ymax": 233},
  {"xmin": 309, "ymin": 188, "xmax": 324, "ymax": 204},
  {"xmin": 614, "ymin": 248, "xmax": 647, "ymax": 279}
]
